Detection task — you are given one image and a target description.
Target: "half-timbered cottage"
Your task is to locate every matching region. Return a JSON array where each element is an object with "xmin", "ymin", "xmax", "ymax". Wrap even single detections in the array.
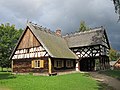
[
  {"xmin": 10, "ymin": 22, "xmax": 110, "ymax": 75},
  {"xmin": 64, "ymin": 27, "xmax": 110, "ymax": 71},
  {"xmin": 9, "ymin": 22, "xmax": 78, "ymax": 75}
]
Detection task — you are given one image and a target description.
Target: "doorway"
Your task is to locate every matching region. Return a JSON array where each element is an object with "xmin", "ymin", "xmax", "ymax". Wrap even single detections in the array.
[{"xmin": 80, "ymin": 58, "xmax": 95, "ymax": 71}]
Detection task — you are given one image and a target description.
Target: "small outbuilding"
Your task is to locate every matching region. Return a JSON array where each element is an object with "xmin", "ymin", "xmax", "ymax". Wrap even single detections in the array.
[
  {"xmin": 113, "ymin": 58, "xmax": 120, "ymax": 70},
  {"xmin": 110, "ymin": 61, "xmax": 116, "ymax": 70}
]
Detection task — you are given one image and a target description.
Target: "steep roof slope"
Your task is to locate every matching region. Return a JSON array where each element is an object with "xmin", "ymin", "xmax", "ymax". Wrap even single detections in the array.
[
  {"xmin": 64, "ymin": 27, "xmax": 110, "ymax": 48},
  {"xmin": 28, "ymin": 23, "xmax": 78, "ymax": 59},
  {"xmin": 10, "ymin": 22, "xmax": 78, "ymax": 59}
]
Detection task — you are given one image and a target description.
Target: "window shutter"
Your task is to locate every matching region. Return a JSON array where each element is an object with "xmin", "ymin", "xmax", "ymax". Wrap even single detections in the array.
[
  {"xmin": 40, "ymin": 60, "xmax": 44, "ymax": 68},
  {"xmin": 31, "ymin": 60, "xmax": 34, "ymax": 68},
  {"xmin": 54, "ymin": 60, "xmax": 57, "ymax": 67},
  {"xmin": 42, "ymin": 60, "xmax": 44, "ymax": 68},
  {"xmin": 62, "ymin": 61, "xmax": 64, "ymax": 67}
]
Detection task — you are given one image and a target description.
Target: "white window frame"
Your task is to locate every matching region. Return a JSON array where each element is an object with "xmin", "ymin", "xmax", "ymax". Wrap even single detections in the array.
[
  {"xmin": 32, "ymin": 60, "xmax": 44, "ymax": 68},
  {"xmin": 66, "ymin": 60, "xmax": 73, "ymax": 68},
  {"xmin": 54, "ymin": 60, "xmax": 64, "ymax": 68},
  {"xmin": 34, "ymin": 60, "xmax": 40, "ymax": 68}
]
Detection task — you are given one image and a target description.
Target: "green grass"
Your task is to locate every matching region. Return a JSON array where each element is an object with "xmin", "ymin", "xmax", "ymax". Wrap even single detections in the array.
[
  {"xmin": 99, "ymin": 70, "xmax": 120, "ymax": 80},
  {"xmin": 0, "ymin": 72, "xmax": 101, "ymax": 90}
]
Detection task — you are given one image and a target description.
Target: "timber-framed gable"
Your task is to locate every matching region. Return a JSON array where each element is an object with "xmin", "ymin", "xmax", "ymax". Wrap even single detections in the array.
[{"xmin": 64, "ymin": 27, "xmax": 110, "ymax": 71}]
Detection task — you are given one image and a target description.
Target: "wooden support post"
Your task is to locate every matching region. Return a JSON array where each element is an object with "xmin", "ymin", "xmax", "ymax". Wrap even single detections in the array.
[
  {"xmin": 106, "ymin": 58, "xmax": 107, "ymax": 69},
  {"xmin": 103, "ymin": 58, "xmax": 105, "ymax": 70},
  {"xmin": 90, "ymin": 59, "xmax": 92, "ymax": 71},
  {"xmin": 105, "ymin": 58, "xmax": 107, "ymax": 69},
  {"xmin": 106, "ymin": 58, "xmax": 108, "ymax": 69},
  {"xmin": 102, "ymin": 58, "xmax": 104, "ymax": 70},
  {"xmin": 108, "ymin": 58, "xmax": 109, "ymax": 69},
  {"xmin": 76, "ymin": 60, "xmax": 80, "ymax": 71},
  {"xmin": 107, "ymin": 58, "xmax": 108, "ymax": 69},
  {"xmin": 48, "ymin": 58, "xmax": 52, "ymax": 74},
  {"xmin": 99, "ymin": 57, "xmax": 101, "ymax": 70},
  {"xmin": 104, "ymin": 58, "xmax": 106, "ymax": 69},
  {"xmin": 108, "ymin": 58, "xmax": 110, "ymax": 69},
  {"xmin": 101, "ymin": 57, "xmax": 103, "ymax": 70}
]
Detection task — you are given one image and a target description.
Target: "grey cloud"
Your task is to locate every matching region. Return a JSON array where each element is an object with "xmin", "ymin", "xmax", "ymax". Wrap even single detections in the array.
[
  {"xmin": 0, "ymin": 0, "xmax": 120, "ymax": 50},
  {"xmin": 0, "ymin": 0, "xmax": 46, "ymax": 19}
]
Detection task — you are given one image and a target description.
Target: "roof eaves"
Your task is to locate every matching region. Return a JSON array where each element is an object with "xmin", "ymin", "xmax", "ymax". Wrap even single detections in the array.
[
  {"xmin": 9, "ymin": 25, "xmax": 28, "ymax": 60},
  {"xmin": 103, "ymin": 29, "xmax": 110, "ymax": 49}
]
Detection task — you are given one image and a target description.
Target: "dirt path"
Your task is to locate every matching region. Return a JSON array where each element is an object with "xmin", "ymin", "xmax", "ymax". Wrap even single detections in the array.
[{"xmin": 89, "ymin": 72, "xmax": 120, "ymax": 90}]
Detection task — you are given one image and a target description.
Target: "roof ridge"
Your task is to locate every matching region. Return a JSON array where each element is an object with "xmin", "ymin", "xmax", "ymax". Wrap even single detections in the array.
[
  {"xmin": 64, "ymin": 26, "xmax": 104, "ymax": 37},
  {"xmin": 28, "ymin": 22, "xmax": 62, "ymax": 37}
]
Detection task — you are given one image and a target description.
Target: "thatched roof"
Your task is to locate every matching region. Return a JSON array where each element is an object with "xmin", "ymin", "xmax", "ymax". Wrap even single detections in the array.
[
  {"xmin": 64, "ymin": 27, "xmax": 110, "ymax": 48},
  {"xmin": 28, "ymin": 23, "xmax": 78, "ymax": 59},
  {"xmin": 10, "ymin": 22, "xmax": 78, "ymax": 59},
  {"xmin": 10, "ymin": 22, "xmax": 110, "ymax": 60}
]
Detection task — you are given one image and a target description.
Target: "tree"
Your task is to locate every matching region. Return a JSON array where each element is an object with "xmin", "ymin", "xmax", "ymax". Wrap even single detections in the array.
[
  {"xmin": 0, "ymin": 23, "xmax": 23, "ymax": 71},
  {"xmin": 109, "ymin": 48, "xmax": 118, "ymax": 61},
  {"xmin": 78, "ymin": 21, "xmax": 89, "ymax": 32},
  {"xmin": 112, "ymin": 0, "xmax": 120, "ymax": 21}
]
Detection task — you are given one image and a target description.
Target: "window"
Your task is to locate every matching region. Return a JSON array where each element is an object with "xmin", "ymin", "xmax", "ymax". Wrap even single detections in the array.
[
  {"xmin": 54, "ymin": 60, "xmax": 64, "ymax": 68},
  {"xmin": 35, "ymin": 60, "xmax": 40, "ymax": 68},
  {"xmin": 56, "ymin": 61, "xmax": 62, "ymax": 68},
  {"xmin": 66, "ymin": 60, "xmax": 73, "ymax": 67},
  {"xmin": 31, "ymin": 60, "xmax": 44, "ymax": 68}
]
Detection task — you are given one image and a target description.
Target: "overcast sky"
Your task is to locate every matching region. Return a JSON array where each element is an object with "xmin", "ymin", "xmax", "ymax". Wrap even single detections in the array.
[{"xmin": 0, "ymin": 0, "xmax": 120, "ymax": 50}]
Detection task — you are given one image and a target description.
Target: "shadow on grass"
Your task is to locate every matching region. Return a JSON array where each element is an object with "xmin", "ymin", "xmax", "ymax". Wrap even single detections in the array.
[
  {"xmin": 97, "ymin": 82, "xmax": 115, "ymax": 90},
  {"xmin": 83, "ymin": 72, "xmax": 115, "ymax": 90},
  {"xmin": 82, "ymin": 73, "xmax": 91, "ymax": 77},
  {"xmin": 98, "ymin": 70, "xmax": 120, "ymax": 81},
  {"xmin": 0, "ymin": 72, "xmax": 16, "ymax": 80}
]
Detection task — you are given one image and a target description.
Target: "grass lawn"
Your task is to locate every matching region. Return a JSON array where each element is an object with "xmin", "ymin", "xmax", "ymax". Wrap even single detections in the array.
[
  {"xmin": 99, "ymin": 70, "xmax": 120, "ymax": 80},
  {"xmin": 0, "ymin": 72, "xmax": 102, "ymax": 90}
]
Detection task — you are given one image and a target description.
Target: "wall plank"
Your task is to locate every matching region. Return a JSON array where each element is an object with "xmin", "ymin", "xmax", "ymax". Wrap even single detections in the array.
[{"xmin": 18, "ymin": 28, "xmax": 40, "ymax": 49}]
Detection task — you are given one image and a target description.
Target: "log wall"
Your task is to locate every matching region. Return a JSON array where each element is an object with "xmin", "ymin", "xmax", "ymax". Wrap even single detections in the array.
[{"xmin": 13, "ymin": 57, "xmax": 48, "ymax": 73}]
